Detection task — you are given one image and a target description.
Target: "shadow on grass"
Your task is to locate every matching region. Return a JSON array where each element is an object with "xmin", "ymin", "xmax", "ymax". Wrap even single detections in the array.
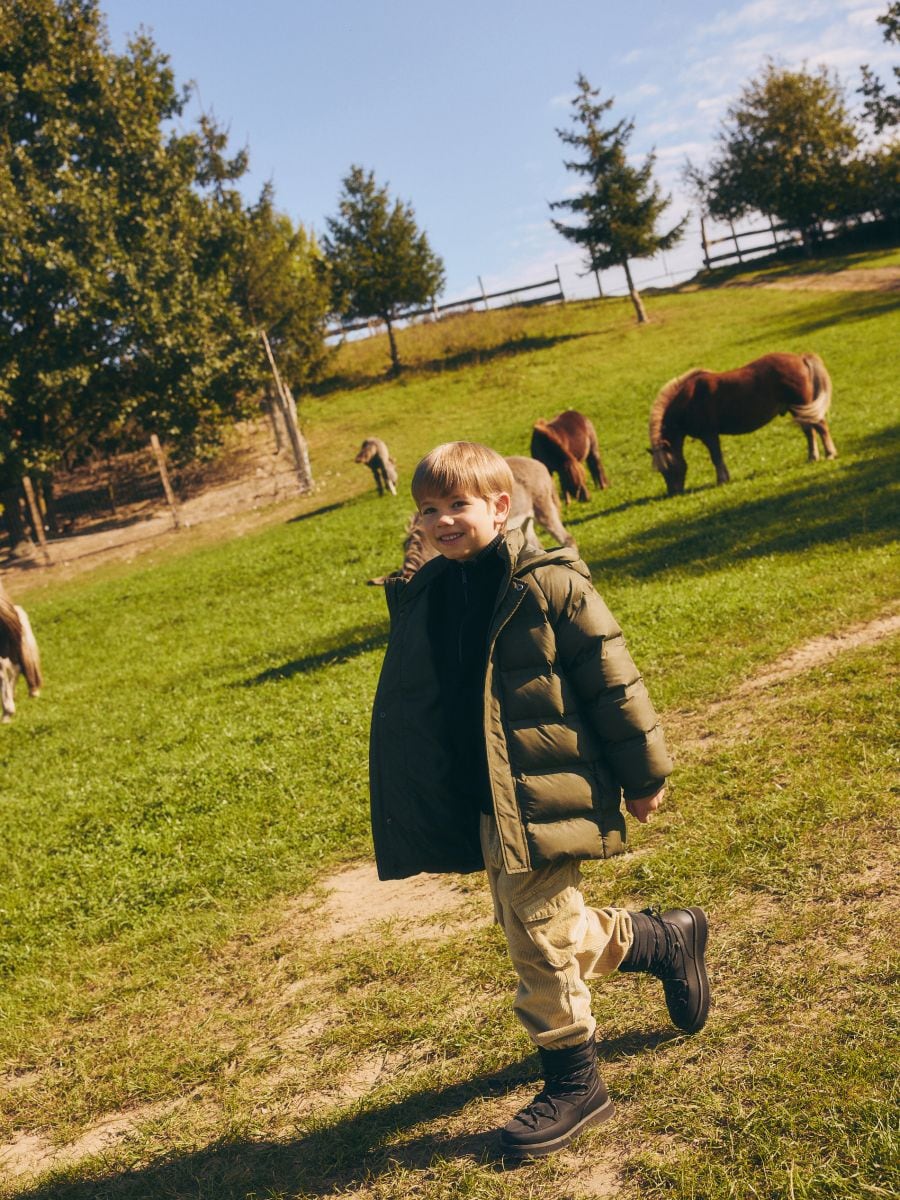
[
  {"xmin": 587, "ymin": 439, "xmax": 898, "ymax": 581},
  {"xmin": 774, "ymin": 290, "xmax": 900, "ymax": 339},
  {"xmin": 244, "ymin": 622, "xmax": 389, "ymax": 684},
  {"xmin": 312, "ymin": 332, "xmax": 590, "ymax": 395},
  {"xmin": 21, "ymin": 1032, "xmax": 678, "ymax": 1200},
  {"xmin": 286, "ymin": 500, "xmax": 348, "ymax": 524}
]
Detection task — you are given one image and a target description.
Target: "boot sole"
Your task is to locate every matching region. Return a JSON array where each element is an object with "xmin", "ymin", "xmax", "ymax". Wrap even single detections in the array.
[
  {"xmin": 672, "ymin": 906, "xmax": 710, "ymax": 1035},
  {"xmin": 499, "ymin": 1096, "xmax": 615, "ymax": 1159}
]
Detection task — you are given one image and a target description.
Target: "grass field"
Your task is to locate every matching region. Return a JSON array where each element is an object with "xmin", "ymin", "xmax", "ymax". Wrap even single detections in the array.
[{"xmin": 1, "ymin": 258, "xmax": 898, "ymax": 1199}]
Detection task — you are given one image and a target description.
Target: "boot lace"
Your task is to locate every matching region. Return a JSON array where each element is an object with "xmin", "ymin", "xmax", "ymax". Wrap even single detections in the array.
[
  {"xmin": 646, "ymin": 908, "xmax": 686, "ymax": 985},
  {"xmin": 511, "ymin": 1069, "xmax": 594, "ymax": 1129}
]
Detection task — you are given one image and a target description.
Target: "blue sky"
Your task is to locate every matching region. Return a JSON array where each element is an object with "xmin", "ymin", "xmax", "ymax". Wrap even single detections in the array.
[{"xmin": 104, "ymin": 1, "xmax": 894, "ymax": 303}]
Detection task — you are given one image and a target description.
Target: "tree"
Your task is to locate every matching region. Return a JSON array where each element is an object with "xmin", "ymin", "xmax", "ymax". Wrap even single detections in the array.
[
  {"xmin": 702, "ymin": 61, "xmax": 860, "ymax": 246},
  {"xmin": 0, "ymin": 0, "xmax": 260, "ymax": 536},
  {"xmin": 323, "ymin": 166, "xmax": 445, "ymax": 374},
  {"xmin": 236, "ymin": 186, "xmax": 332, "ymax": 397},
  {"xmin": 859, "ymin": 2, "xmax": 900, "ymax": 134},
  {"xmin": 550, "ymin": 74, "xmax": 687, "ymax": 324}
]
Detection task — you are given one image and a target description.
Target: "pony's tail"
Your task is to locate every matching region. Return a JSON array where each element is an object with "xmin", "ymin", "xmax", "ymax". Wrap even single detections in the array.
[
  {"xmin": 791, "ymin": 354, "xmax": 832, "ymax": 425},
  {"xmin": 16, "ymin": 607, "xmax": 42, "ymax": 695}
]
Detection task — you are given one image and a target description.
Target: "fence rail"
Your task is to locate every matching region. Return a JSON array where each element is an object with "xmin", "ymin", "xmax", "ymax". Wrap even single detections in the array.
[{"xmin": 325, "ymin": 267, "xmax": 565, "ymax": 339}]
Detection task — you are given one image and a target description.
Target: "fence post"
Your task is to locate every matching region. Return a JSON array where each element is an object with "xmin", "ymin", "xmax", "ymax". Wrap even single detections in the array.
[
  {"xmin": 21, "ymin": 475, "xmax": 51, "ymax": 564},
  {"xmin": 728, "ymin": 219, "xmax": 744, "ymax": 263},
  {"xmin": 478, "ymin": 276, "xmax": 489, "ymax": 311},
  {"xmin": 700, "ymin": 216, "xmax": 711, "ymax": 270},
  {"xmin": 555, "ymin": 264, "xmax": 566, "ymax": 303},
  {"xmin": 149, "ymin": 435, "xmax": 181, "ymax": 529},
  {"xmin": 260, "ymin": 330, "xmax": 313, "ymax": 494},
  {"xmin": 767, "ymin": 214, "xmax": 782, "ymax": 257}
]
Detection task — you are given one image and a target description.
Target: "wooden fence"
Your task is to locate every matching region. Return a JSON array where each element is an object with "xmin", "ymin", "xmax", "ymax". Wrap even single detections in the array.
[
  {"xmin": 325, "ymin": 267, "xmax": 565, "ymax": 339},
  {"xmin": 700, "ymin": 215, "xmax": 802, "ymax": 269}
]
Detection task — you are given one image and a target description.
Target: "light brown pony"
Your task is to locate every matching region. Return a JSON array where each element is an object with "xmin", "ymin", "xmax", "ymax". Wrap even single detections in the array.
[
  {"xmin": 367, "ymin": 455, "xmax": 576, "ymax": 585},
  {"xmin": 531, "ymin": 410, "xmax": 610, "ymax": 504},
  {"xmin": 0, "ymin": 582, "xmax": 42, "ymax": 723},
  {"xmin": 355, "ymin": 437, "xmax": 399, "ymax": 496},
  {"xmin": 649, "ymin": 352, "xmax": 837, "ymax": 497}
]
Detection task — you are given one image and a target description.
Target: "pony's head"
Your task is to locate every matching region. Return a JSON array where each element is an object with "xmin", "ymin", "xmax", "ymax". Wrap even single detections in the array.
[
  {"xmin": 648, "ymin": 440, "xmax": 687, "ymax": 496},
  {"xmin": 354, "ymin": 439, "xmax": 378, "ymax": 465},
  {"xmin": 560, "ymin": 457, "xmax": 590, "ymax": 503}
]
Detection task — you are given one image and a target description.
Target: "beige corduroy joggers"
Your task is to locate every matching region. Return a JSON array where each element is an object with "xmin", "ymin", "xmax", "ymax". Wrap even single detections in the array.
[{"xmin": 480, "ymin": 813, "xmax": 633, "ymax": 1050}]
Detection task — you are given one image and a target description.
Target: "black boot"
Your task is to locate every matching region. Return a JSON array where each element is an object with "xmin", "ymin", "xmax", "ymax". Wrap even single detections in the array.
[
  {"xmin": 499, "ymin": 1037, "xmax": 614, "ymax": 1159},
  {"xmin": 620, "ymin": 907, "xmax": 710, "ymax": 1034}
]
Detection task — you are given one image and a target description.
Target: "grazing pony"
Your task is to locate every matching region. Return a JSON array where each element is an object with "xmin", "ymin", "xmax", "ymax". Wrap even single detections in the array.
[
  {"xmin": 0, "ymin": 583, "xmax": 42, "ymax": 723},
  {"xmin": 531, "ymin": 410, "xmax": 609, "ymax": 504},
  {"xmin": 367, "ymin": 455, "xmax": 576, "ymax": 585},
  {"xmin": 649, "ymin": 351, "xmax": 837, "ymax": 497},
  {"xmin": 355, "ymin": 437, "xmax": 399, "ymax": 497}
]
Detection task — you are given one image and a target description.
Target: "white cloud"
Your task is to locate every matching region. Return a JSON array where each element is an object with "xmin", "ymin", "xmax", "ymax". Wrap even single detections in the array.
[
  {"xmin": 549, "ymin": 91, "xmax": 574, "ymax": 109},
  {"xmin": 699, "ymin": 0, "xmax": 830, "ymax": 37},
  {"xmin": 619, "ymin": 82, "xmax": 662, "ymax": 105}
]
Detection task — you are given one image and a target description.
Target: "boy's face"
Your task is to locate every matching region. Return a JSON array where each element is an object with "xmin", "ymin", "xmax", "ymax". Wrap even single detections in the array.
[{"xmin": 417, "ymin": 490, "xmax": 511, "ymax": 561}]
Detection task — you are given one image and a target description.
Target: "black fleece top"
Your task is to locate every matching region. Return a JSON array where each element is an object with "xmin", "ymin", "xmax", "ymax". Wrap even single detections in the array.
[{"xmin": 426, "ymin": 534, "xmax": 506, "ymax": 817}]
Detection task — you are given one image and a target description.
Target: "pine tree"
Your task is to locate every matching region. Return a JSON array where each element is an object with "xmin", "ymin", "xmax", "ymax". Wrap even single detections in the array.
[
  {"xmin": 323, "ymin": 166, "xmax": 445, "ymax": 374},
  {"xmin": 551, "ymin": 74, "xmax": 686, "ymax": 324}
]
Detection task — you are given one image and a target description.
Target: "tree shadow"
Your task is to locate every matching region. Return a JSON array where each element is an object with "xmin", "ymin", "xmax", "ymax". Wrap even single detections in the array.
[
  {"xmin": 243, "ymin": 622, "xmax": 389, "ymax": 684},
  {"xmin": 772, "ymin": 290, "xmax": 900, "ymax": 339},
  {"xmin": 19, "ymin": 1031, "xmax": 677, "ymax": 1200},
  {"xmin": 585, "ymin": 441, "xmax": 898, "ymax": 581},
  {"xmin": 312, "ymin": 332, "xmax": 590, "ymax": 395}
]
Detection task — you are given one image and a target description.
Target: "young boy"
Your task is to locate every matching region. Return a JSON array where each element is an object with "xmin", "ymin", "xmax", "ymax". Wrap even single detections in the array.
[{"xmin": 369, "ymin": 442, "xmax": 709, "ymax": 1159}]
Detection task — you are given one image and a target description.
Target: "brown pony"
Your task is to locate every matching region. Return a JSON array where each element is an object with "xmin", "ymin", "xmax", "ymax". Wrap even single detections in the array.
[
  {"xmin": 0, "ymin": 582, "xmax": 42, "ymax": 723},
  {"xmin": 367, "ymin": 455, "xmax": 576, "ymax": 585},
  {"xmin": 531, "ymin": 410, "xmax": 610, "ymax": 504},
  {"xmin": 649, "ymin": 352, "xmax": 837, "ymax": 496}
]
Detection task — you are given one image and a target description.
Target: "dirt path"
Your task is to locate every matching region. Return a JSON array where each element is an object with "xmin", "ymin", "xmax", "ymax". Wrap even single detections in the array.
[
  {"xmin": 735, "ymin": 266, "xmax": 900, "ymax": 292},
  {"xmin": 2, "ymin": 606, "xmax": 896, "ymax": 1188}
]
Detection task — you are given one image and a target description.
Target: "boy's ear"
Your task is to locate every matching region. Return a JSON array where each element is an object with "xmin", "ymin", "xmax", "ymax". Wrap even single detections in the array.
[{"xmin": 494, "ymin": 491, "xmax": 512, "ymax": 523}]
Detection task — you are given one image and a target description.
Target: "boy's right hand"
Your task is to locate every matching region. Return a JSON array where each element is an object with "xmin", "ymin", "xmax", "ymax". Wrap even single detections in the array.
[{"xmin": 625, "ymin": 785, "xmax": 666, "ymax": 824}]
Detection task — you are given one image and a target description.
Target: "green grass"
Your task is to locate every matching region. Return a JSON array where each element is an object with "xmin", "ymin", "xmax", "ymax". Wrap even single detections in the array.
[{"xmin": 1, "ymin": 255, "xmax": 898, "ymax": 1198}]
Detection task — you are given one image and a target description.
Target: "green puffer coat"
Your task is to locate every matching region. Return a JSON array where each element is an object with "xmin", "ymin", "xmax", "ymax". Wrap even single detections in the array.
[{"xmin": 369, "ymin": 527, "xmax": 672, "ymax": 880}]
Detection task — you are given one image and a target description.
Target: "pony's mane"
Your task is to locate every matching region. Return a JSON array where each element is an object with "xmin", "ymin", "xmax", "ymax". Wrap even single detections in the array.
[
  {"xmin": 648, "ymin": 368, "xmax": 706, "ymax": 448},
  {"xmin": 0, "ymin": 586, "xmax": 23, "ymax": 644}
]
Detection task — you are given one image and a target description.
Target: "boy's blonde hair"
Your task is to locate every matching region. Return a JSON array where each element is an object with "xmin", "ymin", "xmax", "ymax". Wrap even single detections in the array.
[{"xmin": 411, "ymin": 442, "xmax": 515, "ymax": 506}]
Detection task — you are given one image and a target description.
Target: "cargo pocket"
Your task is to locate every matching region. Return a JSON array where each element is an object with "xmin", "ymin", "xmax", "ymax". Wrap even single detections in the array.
[{"xmin": 513, "ymin": 885, "xmax": 587, "ymax": 970}]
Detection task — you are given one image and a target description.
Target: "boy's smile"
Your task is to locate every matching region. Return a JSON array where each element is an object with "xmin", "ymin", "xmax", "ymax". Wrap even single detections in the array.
[{"xmin": 418, "ymin": 491, "xmax": 511, "ymax": 560}]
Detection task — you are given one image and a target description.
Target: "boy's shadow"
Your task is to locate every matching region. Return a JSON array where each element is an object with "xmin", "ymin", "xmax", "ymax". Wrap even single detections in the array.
[{"xmin": 21, "ymin": 1031, "xmax": 678, "ymax": 1199}]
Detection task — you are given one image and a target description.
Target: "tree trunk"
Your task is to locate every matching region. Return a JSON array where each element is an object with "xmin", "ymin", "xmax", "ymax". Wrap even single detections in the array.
[
  {"xmin": 264, "ymin": 384, "xmax": 286, "ymax": 454},
  {"xmin": 0, "ymin": 485, "xmax": 28, "ymax": 547},
  {"xmin": 40, "ymin": 476, "xmax": 59, "ymax": 536},
  {"xmin": 385, "ymin": 316, "xmax": 401, "ymax": 375},
  {"xmin": 622, "ymin": 259, "xmax": 648, "ymax": 324}
]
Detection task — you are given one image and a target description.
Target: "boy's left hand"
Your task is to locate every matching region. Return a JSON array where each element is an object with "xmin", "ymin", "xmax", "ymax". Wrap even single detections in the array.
[{"xmin": 626, "ymin": 785, "xmax": 666, "ymax": 824}]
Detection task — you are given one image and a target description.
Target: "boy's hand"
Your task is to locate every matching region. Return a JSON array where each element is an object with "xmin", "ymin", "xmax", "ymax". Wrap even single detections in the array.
[{"xmin": 625, "ymin": 785, "xmax": 666, "ymax": 824}]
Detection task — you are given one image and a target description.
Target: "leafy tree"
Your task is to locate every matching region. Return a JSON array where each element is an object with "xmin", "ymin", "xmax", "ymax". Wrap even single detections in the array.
[
  {"xmin": 323, "ymin": 165, "xmax": 445, "ymax": 374},
  {"xmin": 702, "ymin": 61, "xmax": 860, "ymax": 246},
  {"xmin": 550, "ymin": 74, "xmax": 687, "ymax": 324},
  {"xmin": 0, "ymin": 0, "xmax": 260, "ymax": 531},
  {"xmin": 236, "ymin": 186, "xmax": 332, "ymax": 396},
  {"xmin": 859, "ymin": 2, "xmax": 900, "ymax": 134}
]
